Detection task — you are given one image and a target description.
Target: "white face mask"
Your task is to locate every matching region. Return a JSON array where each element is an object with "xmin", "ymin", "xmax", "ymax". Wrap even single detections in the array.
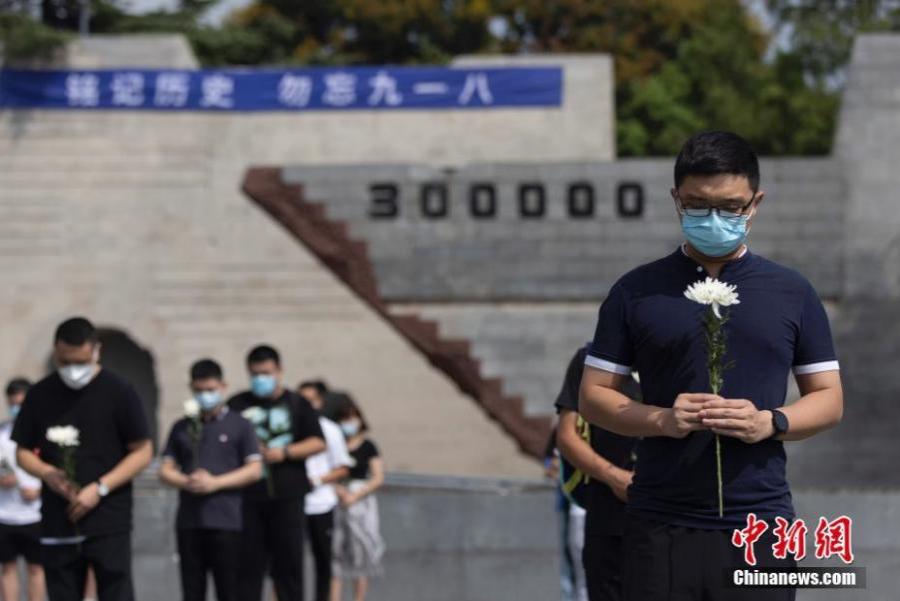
[
  {"xmin": 58, "ymin": 348, "xmax": 98, "ymax": 390},
  {"xmin": 58, "ymin": 364, "xmax": 94, "ymax": 390}
]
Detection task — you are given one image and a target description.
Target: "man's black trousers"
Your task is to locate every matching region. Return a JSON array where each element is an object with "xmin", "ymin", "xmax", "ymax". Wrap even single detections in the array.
[
  {"xmin": 239, "ymin": 498, "xmax": 305, "ymax": 601},
  {"xmin": 623, "ymin": 514, "xmax": 797, "ymax": 601},
  {"xmin": 177, "ymin": 528, "xmax": 241, "ymax": 601},
  {"xmin": 306, "ymin": 510, "xmax": 334, "ymax": 601},
  {"xmin": 42, "ymin": 532, "xmax": 134, "ymax": 601}
]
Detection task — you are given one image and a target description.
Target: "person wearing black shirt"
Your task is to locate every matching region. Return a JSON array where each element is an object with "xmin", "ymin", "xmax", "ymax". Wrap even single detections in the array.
[
  {"xmin": 555, "ymin": 345, "xmax": 639, "ymax": 601},
  {"xmin": 159, "ymin": 359, "xmax": 262, "ymax": 601},
  {"xmin": 228, "ymin": 345, "xmax": 324, "ymax": 601},
  {"xmin": 12, "ymin": 317, "xmax": 152, "ymax": 601}
]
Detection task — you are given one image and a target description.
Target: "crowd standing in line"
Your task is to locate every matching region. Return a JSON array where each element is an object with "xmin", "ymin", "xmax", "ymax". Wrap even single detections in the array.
[{"xmin": 7, "ymin": 317, "xmax": 386, "ymax": 601}]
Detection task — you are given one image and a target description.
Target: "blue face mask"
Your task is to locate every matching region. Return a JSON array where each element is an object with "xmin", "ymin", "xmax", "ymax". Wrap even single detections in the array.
[
  {"xmin": 195, "ymin": 390, "xmax": 223, "ymax": 412},
  {"xmin": 681, "ymin": 212, "xmax": 750, "ymax": 258},
  {"xmin": 250, "ymin": 374, "xmax": 277, "ymax": 398},
  {"xmin": 8, "ymin": 405, "xmax": 20, "ymax": 421},
  {"xmin": 340, "ymin": 420, "xmax": 361, "ymax": 438}
]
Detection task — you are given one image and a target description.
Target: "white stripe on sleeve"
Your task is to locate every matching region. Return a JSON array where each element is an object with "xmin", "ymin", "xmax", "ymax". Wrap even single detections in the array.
[
  {"xmin": 793, "ymin": 360, "xmax": 840, "ymax": 375},
  {"xmin": 584, "ymin": 355, "xmax": 632, "ymax": 375}
]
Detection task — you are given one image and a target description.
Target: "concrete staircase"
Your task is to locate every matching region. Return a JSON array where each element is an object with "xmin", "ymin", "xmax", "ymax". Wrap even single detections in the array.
[{"xmin": 243, "ymin": 168, "xmax": 552, "ymax": 457}]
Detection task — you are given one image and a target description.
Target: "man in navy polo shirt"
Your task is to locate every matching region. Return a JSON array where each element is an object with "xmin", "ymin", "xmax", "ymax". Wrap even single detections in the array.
[
  {"xmin": 159, "ymin": 359, "xmax": 261, "ymax": 601},
  {"xmin": 579, "ymin": 131, "xmax": 843, "ymax": 601}
]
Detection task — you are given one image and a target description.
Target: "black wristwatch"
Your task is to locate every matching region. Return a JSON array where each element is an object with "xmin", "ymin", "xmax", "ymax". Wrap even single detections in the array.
[{"xmin": 770, "ymin": 409, "xmax": 789, "ymax": 439}]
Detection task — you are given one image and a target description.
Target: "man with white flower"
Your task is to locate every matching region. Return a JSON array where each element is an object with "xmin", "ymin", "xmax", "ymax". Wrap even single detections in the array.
[
  {"xmin": 228, "ymin": 345, "xmax": 325, "ymax": 601},
  {"xmin": 12, "ymin": 317, "xmax": 152, "ymax": 601},
  {"xmin": 159, "ymin": 359, "xmax": 262, "ymax": 601},
  {"xmin": 579, "ymin": 131, "xmax": 843, "ymax": 601}
]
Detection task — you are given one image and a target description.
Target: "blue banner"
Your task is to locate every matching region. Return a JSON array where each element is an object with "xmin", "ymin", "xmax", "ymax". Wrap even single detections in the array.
[{"xmin": 0, "ymin": 66, "xmax": 562, "ymax": 112}]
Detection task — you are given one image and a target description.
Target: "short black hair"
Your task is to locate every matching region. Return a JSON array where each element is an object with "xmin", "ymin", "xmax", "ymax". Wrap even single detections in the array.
[
  {"xmin": 190, "ymin": 359, "xmax": 223, "ymax": 382},
  {"xmin": 5, "ymin": 378, "xmax": 30, "ymax": 397},
  {"xmin": 319, "ymin": 391, "xmax": 351, "ymax": 421},
  {"xmin": 54, "ymin": 317, "xmax": 97, "ymax": 346},
  {"xmin": 674, "ymin": 131, "xmax": 760, "ymax": 192},
  {"xmin": 246, "ymin": 345, "xmax": 280, "ymax": 367},
  {"xmin": 298, "ymin": 380, "xmax": 328, "ymax": 395}
]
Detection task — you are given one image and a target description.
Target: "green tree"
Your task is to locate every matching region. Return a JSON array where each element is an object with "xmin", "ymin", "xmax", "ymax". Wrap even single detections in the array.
[
  {"xmin": 0, "ymin": 1, "xmax": 68, "ymax": 64},
  {"xmin": 765, "ymin": 0, "xmax": 900, "ymax": 85},
  {"xmin": 226, "ymin": 0, "xmax": 496, "ymax": 65},
  {"xmin": 490, "ymin": 0, "xmax": 838, "ymax": 155}
]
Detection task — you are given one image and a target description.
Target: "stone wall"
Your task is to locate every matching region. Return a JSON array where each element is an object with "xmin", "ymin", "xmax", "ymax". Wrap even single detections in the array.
[
  {"xmin": 284, "ymin": 158, "xmax": 844, "ymax": 302},
  {"xmin": 130, "ymin": 470, "xmax": 897, "ymax": 601}
]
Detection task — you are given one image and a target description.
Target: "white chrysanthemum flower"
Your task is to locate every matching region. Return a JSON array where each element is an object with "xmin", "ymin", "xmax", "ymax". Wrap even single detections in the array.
[
  {"xmin": 46, "ymin": 425, "xmax": 80, "ymax": 447},
  {"xmin": 241, "ymin": 407, "xmax": 266, "ymax": 424},
  {"xmin": 684, "ymin": 277, "xmax": 740, "ymax": 318},
  {"xmin": 184, "ymin": 398, "xmax": 200, "ymax": 419}
]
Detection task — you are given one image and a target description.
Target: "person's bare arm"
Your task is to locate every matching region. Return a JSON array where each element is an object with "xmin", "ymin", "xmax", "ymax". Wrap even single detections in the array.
[
  {"xmin": 264, "ymin": 436, "xmax": 326, "ymax": 465},
  {"xmin": 779, "ymin": 370, "xmax": 843, "ymax": 440},
  {"xmin": 186, "ymin": 460, "xmax": 262, "ymax": 495},
  {"xmin": 318, "ymin": 466, "xmax": 350, "ymax": 485},
  {"xmin": 158, "ymin": 457, "xmax": 190, "ymax": 490},
  {"xmin": 206, "ymin": 459, "xmax": 262, "ymax": 490},
  {"xmin": 101, "ymin": 439, "xmax": 153, "ymax": 491},
  {"xmin": 556, "ymin": 409, "xmax": 632, "ymax": 502},
  {"xmin": 69, "ymin": 439, "xmax": 153, "ymax": 522},
  {"xmin": 16, "ymin": 447, "xmax": 77, "ymax": 501},
  {"xmin": 19, "ymin": 487, "xmax": 40, "ymax": 503},
  {"xmin": 579, "ymin": 367, "xmax": 715, "ymax": 438},
  {"xmin": 342, "ymin": 458, "xmax": 384, "ymax": 505}
]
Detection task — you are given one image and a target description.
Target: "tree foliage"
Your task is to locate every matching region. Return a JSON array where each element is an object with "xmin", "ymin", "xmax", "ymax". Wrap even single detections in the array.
[
  {"xmin": 0, "ymin": 2, "xmax": 68, "ymax": 63},
  {"xmin": 766, "ymin": 0, "xmax": 900, "ymax": 85}
]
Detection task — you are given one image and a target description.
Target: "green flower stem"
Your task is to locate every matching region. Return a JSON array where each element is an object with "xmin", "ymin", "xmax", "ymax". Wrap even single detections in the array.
[
  {"xmin": 704, "ymin": 307, "xmax": 733, "ymax": 519},
  {"xmin": 715, "ymin": 434, "xmax": 723, "ymax": 518},
  {"xmin": 189, "ymin": 418, "xmax": 203, "ymax": 473}
]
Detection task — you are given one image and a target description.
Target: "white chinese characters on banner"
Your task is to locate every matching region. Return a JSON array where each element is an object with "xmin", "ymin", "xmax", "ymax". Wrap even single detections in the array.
[
  {"xmin": 322, "ymin": 73, "xmax": 357, "ymax": 107},
  {"xmin": 367, "ymin": 71, "xmax": 402, "ymax": 106},
  {"xmin": 277, "ymin": 75, "xmax": 313, "ymax": 108},
  {"xmin": 20, "ymin": 67, "xmax": 558, "ymax": 111},
  {"xmin": 412, "ymin": 82, "xmax": 449, "ymax": 95},
  {"xmin": 200, "ymin": 74, "xmax": 235, "ymax": 109},
  {"xmin": 154, "ymin": 73, "xmax": 190, "ymax": 108},
  {"xmin": 458, "ymin": 73, "xmax": 493, "ymax": 105},
  {"xmin": 110, "ymin": 73, "xmax": 145, "ymax": 107},
  {"xmin": 65, "ymin": 74, "xmax": 100, "ymax": 107}
]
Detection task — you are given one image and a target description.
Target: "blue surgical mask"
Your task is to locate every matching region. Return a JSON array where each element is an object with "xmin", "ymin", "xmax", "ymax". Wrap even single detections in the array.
[
  {"xmin": 340, "ymin": 420, "xmax": 361, "ymax": 438},
  {"xmin": 195, "ymin": 390, "xmax": 223, "ymax": 412},
  {"xmin": 250, "ymin": 374, "xmax": 277, "ymax": 398},
  {"xmin": 681, "ymin": 212, "xmax": 750, "ymax": 258},
  {"xmin": 8, "ymin": 405, "xmax": 20, "ymax": 421}
]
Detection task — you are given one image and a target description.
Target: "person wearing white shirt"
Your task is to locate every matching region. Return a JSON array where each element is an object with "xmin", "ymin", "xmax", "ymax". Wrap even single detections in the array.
[
  {"xmin": 299, "ymin": 382, "xmax": 352, "ymax": 601},
  {"xmin": 0, "ymin": 378, "xmax": 44, "ymax": 601}
]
